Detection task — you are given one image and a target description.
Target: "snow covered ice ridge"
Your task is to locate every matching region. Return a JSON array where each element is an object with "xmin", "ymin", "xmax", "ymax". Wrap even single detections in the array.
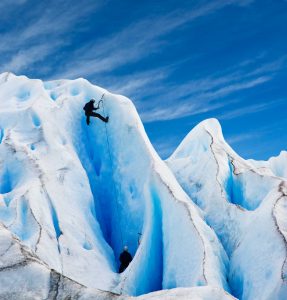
[
  {"xmin": 0, "ymin": 72, "xmax": 285, "ymax": 299},
  {"xmin": 167, "ymin": 119, "xmax": 287, "ymax": 300}
]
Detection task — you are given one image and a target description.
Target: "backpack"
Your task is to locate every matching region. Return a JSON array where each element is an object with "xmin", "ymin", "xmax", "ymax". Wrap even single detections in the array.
[{"xmin": 83, "ymin": 103, "xmax": 88, "ymax": 111}]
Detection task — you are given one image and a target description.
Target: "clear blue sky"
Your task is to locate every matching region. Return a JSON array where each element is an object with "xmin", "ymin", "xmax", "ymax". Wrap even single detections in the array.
[{"xmin": 0, "ymin": 0, "xmax": 286, "ymax": 160}]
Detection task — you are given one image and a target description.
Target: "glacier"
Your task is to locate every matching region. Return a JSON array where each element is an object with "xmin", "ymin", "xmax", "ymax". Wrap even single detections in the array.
[
  {"xmin": 249, "ymin": 151, "xmax": 287, "ymax": 180},
  {"xmin": 167, "ymin": 119, "xmax": 287, "ymax": 299},
  {"xmin": 0, "ymin": 72, "xmax": 286, "ymax": 299}
]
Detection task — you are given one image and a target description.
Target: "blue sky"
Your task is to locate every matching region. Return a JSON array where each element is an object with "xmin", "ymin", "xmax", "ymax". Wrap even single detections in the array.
[{"xmin": 0, "ymin": 0, "xmax": 286, "ymax": 160}]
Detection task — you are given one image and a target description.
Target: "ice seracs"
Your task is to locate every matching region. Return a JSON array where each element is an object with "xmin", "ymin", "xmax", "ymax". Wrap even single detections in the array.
[
  {"xmin": 0, "ymin": 74, "xmax": 232, "ymax": 299},
  {"xmin": 0, "ymin": 73, "xmax": 286, "ymax": 299},
  {"xmin": 249, "ymin": 150, "xmax": 287, "ymax": 179},
  {"xmin": 167, "ymin": 118, "xmax": 287, "ymax": 300}
]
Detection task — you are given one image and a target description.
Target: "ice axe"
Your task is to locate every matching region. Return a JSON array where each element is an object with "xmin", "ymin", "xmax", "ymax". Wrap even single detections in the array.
[{"xmin": 138, "ymin": 232, "xmax": 142, "ymax": 245}]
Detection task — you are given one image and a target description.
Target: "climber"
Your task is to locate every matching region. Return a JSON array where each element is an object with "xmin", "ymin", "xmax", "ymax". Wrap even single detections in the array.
[
  {"xmin": 119, "ymin": 246, "xmax": 133, "ymax": 273},
  {"xmin": 83, "ymin": 99, "xmax": 109, "ymax": 125}
]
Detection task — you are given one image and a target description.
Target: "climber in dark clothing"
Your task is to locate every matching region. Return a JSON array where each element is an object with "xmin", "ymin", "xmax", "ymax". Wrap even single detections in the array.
[
  {"xmin": 119, "ymin": 246, "xmax": 133, "ymax": 273},
  {"xmin": 83, "ymin": 99, "xmax": 109, "ymax": 125}
]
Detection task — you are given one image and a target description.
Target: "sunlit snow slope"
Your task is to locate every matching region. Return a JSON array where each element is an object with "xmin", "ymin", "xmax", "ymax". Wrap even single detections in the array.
[
  {"xmin": 0, "ymin": 73, "xmax": 235, "ymax": 299},
  {"xmin": 167, "ymin": 119, "xmax": 287, "ymax": 300}
]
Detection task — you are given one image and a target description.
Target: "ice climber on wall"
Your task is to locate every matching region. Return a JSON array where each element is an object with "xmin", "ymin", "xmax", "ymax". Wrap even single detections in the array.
[{"xmin": 83, "ymin": 99, "xmax": 109, "ymax": 125}]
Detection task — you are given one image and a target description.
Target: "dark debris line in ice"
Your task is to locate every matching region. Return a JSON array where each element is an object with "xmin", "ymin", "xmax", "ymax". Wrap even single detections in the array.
[
  {"xmin": 28, "ymin": 199, "xmax": 43, "ymax": 253},
  {"xmin": 272, "ymin": 181, "xmax": 287, "ymax": 281},
  {"xmin": 205, "ymin": 129, "xmax": 245, "ymax": 212},
  {"xmin": 1, "ymin": 132, "xmax": 63, "ymax": 269},
  {"xmin": 46, "ymin": 270, "xmax": 62, "ymax": 300},
  {"xmin": 204, "ymin": 129, "xmax": 241, "ymax": 296},
  {"xmin": 0, "ymin": 224, "xmax": 95, "ymax": 300},
  {"xmin": 155, "ymin": 168, "xmax": 207, "ymax": 285},
  {"xmin": 0, "ymin": 224, "xmax": 48, "ymax": 272}
]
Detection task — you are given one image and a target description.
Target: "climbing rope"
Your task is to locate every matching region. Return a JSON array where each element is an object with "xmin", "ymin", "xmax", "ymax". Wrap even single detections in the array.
[
  {"xmin": 98, "ymin": 94, "xmax": 144, "ymax": 295},
  {"xmin": 99, "ymin": 94, "xmax": 124, "ymax": 249}
]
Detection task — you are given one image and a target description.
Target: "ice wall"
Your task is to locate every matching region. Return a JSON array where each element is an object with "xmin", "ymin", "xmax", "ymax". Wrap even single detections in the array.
[
  {"xmin": 0, "ymin": 73, "xmax": 230, "ymax": 298},
  {"xmin": 167, "ymin": 118, "xmax": 287, "ymax": 299}
]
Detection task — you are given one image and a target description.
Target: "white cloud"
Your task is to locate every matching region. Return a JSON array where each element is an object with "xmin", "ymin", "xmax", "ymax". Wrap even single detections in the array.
[
  {"xmin": 217, "ymin": 99, "xmax": 285, "ymax": 120},
  {"xmin": 1, "ymin": 43, "xmax": 63, "ymax": 73},
  {"xmin": 0, "ymin": 0, "xmax": 259, "ymax": 81},
  {"xmin": 0, "ymin": 1, "xmax": 104, "ymax": 74},
  {"xmin": 55, "ymin": 0, "xmax": 255, "ymax": 79},
  {"xmin": 133, "ymin": 50, "xmax": 287, "ymax": 123},
  {"xmin": 226, "ymin": 132, "xmax": 260, "ymax": 144},
  {"xmin": 0, "ymin": 0, "xmax": 27, "ymax": 8},
  {"xmin": 139, "ymin": 75, "xmax": 272, "ymax": 123},
  {"xmin": 97, "ymin": 55, "xmax": 284, "ymax": 123},
  {"xmin": 107, "ymin": 71, "xmax": 168, "ymax": 97}
]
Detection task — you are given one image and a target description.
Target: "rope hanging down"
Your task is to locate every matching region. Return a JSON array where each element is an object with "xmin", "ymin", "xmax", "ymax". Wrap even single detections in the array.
[
  {"xmin": 99, "ymin": 94, "xmax": 124, "ymax": 249},
  {"xmin": 98, "ymin": 94, "xmax": 143, "ymax": 295}
]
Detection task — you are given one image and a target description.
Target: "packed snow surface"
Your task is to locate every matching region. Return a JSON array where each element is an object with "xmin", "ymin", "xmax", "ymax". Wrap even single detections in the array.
[{"xmin": 0, "ymin": 72, "xmax": 286, "ymax": 299}]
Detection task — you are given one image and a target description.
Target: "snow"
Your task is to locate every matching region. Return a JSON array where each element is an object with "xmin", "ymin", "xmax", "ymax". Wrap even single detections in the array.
[
  {"xmin": 249, "ymin": 151, "xmax": 287, "ymax": 179},
  {"xmin": 167, "ymin": 118, "xmax": 287, "ymax": 299},
  {"xmin": 135, "ymin": 286, "xmax": 237, "ymax": 300},
  {"xmin": 0, "ymin": 73, "xmax": 232, "ymax": 299},
  {"xmin": 0, "ymin": 73, "xmax": 285, "ymax": 299}
]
